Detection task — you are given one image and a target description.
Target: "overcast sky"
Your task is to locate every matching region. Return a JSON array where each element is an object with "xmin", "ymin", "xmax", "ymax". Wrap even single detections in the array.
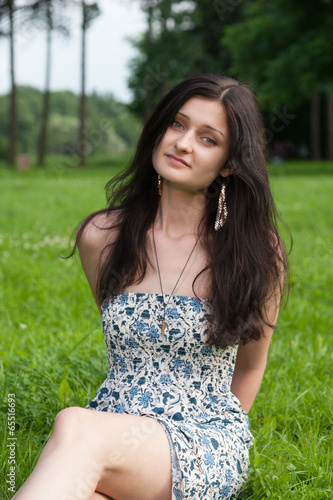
[{"xmin": 0, "ymin": 0, "xmax": 146, "ymax": 102}]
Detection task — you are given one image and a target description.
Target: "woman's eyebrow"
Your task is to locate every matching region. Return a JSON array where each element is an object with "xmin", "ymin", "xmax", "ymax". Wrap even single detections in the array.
[{"xmin": 177, "ymin": 111, "xmax": 225, "ymax": 138}]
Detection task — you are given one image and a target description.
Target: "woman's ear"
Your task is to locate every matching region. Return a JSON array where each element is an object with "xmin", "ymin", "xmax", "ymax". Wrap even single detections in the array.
[{"xmin": 220, "ymin": 167, "xmax": 233, "ymax": 177}]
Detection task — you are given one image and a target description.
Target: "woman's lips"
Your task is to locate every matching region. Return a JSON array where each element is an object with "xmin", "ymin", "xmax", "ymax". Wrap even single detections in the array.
[{"xmin": 166, "ymin": 154, "xmax": 190, "ymax": 167}]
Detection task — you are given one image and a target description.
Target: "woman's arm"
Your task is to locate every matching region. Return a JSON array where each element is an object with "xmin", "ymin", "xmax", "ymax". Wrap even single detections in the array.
[
  {"xmin": 77, "ymin": 212, "xmax": 118, "ymax": 311},
  {"xmin": 230, "ymin": 284, "xmax": 282, "ymax": 414},
  {"xmin": 230, "ymin": 332, "xmax": 274, "ymax": 414}
]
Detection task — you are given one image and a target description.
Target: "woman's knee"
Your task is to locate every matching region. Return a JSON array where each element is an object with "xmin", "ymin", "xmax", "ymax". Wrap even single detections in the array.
[{"xmin": 52, "ymin": 406, "xmax": 90, "ymax": 444}]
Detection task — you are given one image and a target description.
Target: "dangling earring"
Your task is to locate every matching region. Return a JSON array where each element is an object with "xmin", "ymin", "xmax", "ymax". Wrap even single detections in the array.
[
  {"xmin": 214, "ymin": 180, "xmax": 228, "ymax": 231},
  {"xmin": 158, "ymin": 174, "xmax": 162, "ymax": 196}
]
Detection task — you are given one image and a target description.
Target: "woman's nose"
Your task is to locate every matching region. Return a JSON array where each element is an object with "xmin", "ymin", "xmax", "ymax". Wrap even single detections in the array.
[{"xmin": 175, "ymin": 131, "xmax": 193, "ymax": 152}]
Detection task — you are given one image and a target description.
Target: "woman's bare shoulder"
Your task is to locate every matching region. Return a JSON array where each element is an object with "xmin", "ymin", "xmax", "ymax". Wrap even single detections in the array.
[
  {"xmin": 76, "ymin": 210, "xmax": 123, "ymax": 309},
  {"xmin": 77, "ymin": 210, "xmax": 122, "ymax": 254}
]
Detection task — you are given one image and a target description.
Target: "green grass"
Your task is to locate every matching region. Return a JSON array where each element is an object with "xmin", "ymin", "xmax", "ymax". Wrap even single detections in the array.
[{"xmin": 0, "ymin": 159, "xmax": 332, "ymax": 499}]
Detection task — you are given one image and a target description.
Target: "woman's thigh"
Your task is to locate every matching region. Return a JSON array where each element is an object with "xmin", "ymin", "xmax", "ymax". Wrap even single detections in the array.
[{"xmin": 60, "ymin": 407, "xmax": 172, "ymax": 500}]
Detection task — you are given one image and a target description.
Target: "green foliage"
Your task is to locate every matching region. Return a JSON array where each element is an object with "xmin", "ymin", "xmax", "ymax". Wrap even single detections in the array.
[
  {"xmin": 0, "ymin": 87, "xmax": 142, "ymax": 160},
  {"xmin": 19, "ymin": 0, "xmax": 71, "ymax": 36},
  {"xmin": 128, "ymin": 0, "xmax": 197, "ymax": 117},
  {"xmin": 0, "ymin": 160, "xmax": 332, "ymax": 499},
  {"xmin": 82, "ymin": 1, "xmax": 100, "ymax": 30},
  {"xmin": 128, "ymin": 0, "xmax": 244, "ymax": 117},
  {"xmin": 223, "ymin": 0, "xmax": 333, "ymax": 108},
  {"xmin": 127, "ymin": 0, "xmax": 331, "ymax": 158}
]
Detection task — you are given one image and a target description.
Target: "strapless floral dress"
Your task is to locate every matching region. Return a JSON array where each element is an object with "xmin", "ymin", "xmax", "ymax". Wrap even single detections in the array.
[{"xmin": 86, "ymin": 292, "xmax": 253, "ymax": 499}]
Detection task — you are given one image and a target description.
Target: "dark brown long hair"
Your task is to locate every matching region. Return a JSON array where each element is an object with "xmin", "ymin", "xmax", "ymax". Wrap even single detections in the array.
[{"xmin": 75, "ymin": 74, "xmax": 289, "ymax": 347}]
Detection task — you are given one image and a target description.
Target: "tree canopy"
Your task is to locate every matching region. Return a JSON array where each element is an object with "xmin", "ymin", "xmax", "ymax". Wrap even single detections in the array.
[
  {"xmin": 223, "ymin": 0, "xmax": 333, "ymax": 109},
  {"xmin": 127, "ymin": 0, "xmax": 333, "ymax": 158}
]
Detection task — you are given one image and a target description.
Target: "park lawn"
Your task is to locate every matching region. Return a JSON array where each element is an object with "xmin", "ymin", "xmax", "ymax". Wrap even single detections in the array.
[{"xmin": 0, "ymin": 159, "xmax": 332, "ymax": 499}]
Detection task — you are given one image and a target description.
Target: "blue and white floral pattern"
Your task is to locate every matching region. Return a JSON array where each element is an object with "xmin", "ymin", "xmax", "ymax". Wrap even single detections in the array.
[{"xmin": 86, "ymin": 292, "xmax": 253, "ymax": 499}]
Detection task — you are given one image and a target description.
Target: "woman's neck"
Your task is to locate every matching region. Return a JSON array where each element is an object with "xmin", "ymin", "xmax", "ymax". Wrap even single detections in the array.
[{"xmin": 154, "ymin": 184, "xmax": 206, "ymax": 238}]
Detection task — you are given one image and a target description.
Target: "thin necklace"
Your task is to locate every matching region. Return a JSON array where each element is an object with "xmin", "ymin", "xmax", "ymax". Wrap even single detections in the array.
[{"xmin": 149, "ymin": 225, "xmax": 201, "ymax": 337}]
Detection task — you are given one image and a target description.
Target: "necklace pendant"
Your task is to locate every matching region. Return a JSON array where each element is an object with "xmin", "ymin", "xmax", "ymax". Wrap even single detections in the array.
[{"xmin": 161, "ymin": 320, "xmax": 166, "ymax": 337}]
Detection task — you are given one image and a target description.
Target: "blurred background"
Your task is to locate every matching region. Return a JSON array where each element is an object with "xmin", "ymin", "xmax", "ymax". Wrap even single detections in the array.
[{"xmin": 0, "ymin": 0, "xmax": 333, "ymax": 168}]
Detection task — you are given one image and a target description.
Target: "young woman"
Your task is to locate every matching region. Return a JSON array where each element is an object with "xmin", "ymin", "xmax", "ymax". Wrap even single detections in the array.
[{"xmin": 13, "ymin": 74, "xmax": 288, "ymax": 500}]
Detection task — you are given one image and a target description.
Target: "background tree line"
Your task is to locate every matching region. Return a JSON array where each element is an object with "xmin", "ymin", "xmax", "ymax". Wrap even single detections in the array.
[
  {"xmin": 0, "ymin": 0, "xmax": 104, "ymax": 166},
  {"xmin": 1, "ymin": 0, "xmax": 332, "ymax": 167},
  {"xmin": 0, "ymin": 86, "xmax": 141, "ymax": 158}
]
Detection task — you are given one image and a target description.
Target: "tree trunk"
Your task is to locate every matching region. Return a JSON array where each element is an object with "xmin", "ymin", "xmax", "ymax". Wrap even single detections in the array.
[
  {"xmin": 327, "ymin": 93, "xmax": 333, "ymax": 160},
  {"xmin": 38, "ymin": 18, "xmax": 52, "ymax": 167},
  {"xmin": 78, "ymin": 0, "xmax": 87, "ymax": 167},
  {"xmin": 144, "ymin": 3, "xmax": 153, "ymax": 120},
  {"xmin": 310, "ymin": 90, "xmax": 322, "ymax": 160},
  {"xmin": 160, "ymin": 4, "xmax": 169, "ymax": 99},
  {"xmin": 8, "ymin": 0, "xmax": 16, "ymax": 166}
]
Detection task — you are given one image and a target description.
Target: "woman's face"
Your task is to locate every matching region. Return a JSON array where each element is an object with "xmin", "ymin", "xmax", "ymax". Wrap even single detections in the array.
[{"xmin": 152, "ymin": 96, "xmax": 231, "ymax": 192}]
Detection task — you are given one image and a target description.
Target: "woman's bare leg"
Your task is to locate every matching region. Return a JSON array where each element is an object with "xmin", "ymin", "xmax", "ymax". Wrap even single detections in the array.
[{"xmin": 12, "ymin": 407, "xmax": 172, "ymax": 500}]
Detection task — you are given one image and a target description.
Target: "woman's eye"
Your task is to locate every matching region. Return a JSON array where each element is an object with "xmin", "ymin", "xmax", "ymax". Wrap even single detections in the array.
[
  {"xmin": 172, "ymin": 120, "xmax": 183, "ymax": 129},
  {"xmin": 203, "ymin": 137, "xmax": 216, "ymax": 145}
]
